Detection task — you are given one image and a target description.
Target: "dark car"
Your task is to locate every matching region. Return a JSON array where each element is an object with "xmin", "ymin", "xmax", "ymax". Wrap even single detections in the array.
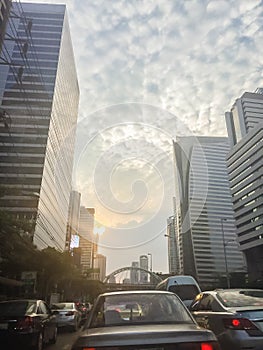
[
  {"xmin": 189, "ymin": 289, "xmax": 263, "ymax": 350},
  {"xmin": 0, "ymin": 299, "xmax": 57, "ymax": 350},
  {"xmin": 71, "ymin": 290, "xmax": 220, "ymax": 350}
]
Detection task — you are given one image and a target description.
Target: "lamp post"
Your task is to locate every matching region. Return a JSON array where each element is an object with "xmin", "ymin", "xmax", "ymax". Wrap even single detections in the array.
[{"xmin": 220, "ymin": 218, "xmax": 231, "ymax": 289}]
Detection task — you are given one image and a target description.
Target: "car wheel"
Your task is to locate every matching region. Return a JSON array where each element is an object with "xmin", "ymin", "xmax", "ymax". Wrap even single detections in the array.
[
  {"xmin": 33, "ymin": 332, "xmax": 43, "ymax": 350},
  {"xmin": 71, "ymin": 320, "xmax": 78, "ymax": 332},
  {"xmin": 50, "ymin": 326, "xmax": 57, "ymax": 344}
]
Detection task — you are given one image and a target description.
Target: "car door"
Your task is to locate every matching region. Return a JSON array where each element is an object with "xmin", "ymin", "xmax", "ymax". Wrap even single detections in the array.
[{"xmin": 38, "ymin": 301, "xmax": 55, "ymax": 343}]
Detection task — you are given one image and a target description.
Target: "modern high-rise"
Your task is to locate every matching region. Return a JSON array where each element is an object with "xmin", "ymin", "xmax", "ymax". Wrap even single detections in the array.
[
  {"xmin": 94, "ymin": 254, "xmax": 106, "ymax": 282},
  {"xmin": 130, "ymin": 261, "xmax": 139, "ymax": 284},
  {"xmin": 166, "ymin": 214, "xmax": 180, "ymax": 275},
  {"xmin": 0, "ymin": 0, "xmax": 11, "ymax": 53},
  {"xmin": 139, "ymin": 255, "xmax": 148, "ymax": 283},
  {"xmin": 173, "ymin": 136, "xmax": 246, "ymax": 289},
  {"xmin": 66, "ymin": 190, "xmax": 81, "ymax": 251},
  {"xmin": 225, "ymin": 89, "xmax": 263, "ymax": 283},
  {"xmin": 79, "ymin": 207, "xmax": 96, "ymax": 276},
  {"xmin": 0, "ymin": 2, "xmax": 79, "ymax": 250}
]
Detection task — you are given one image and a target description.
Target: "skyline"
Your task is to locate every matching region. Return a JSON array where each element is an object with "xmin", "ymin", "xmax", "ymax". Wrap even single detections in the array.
[{"xmin": 23, "ymin": 0, "xmax": 263, "ymax": 274}]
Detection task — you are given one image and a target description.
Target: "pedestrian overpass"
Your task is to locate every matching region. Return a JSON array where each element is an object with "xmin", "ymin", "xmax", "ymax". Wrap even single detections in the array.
[{"xmin": 103, "ymin": 266, "xmax": 162, "ymax": 291}]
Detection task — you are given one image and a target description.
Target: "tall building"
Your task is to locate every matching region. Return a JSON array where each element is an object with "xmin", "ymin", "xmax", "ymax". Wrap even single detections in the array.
[
  {"xmin": 166, "ymin": 214, "xmax": 180, "ymax": 275},
  {"xmin": 130, "ymin": 261, "xmax": 139, "ymax": 284},
  {"xmin": 0, "ymin": 0, "xmax": 11, "ymax": 53},
  {"xmin": 94, "ymin": 254, "xmax": 106, "ymax": 282},
  {"xmin": 225, "ymin": 89, "xmax": 263, "ymax": 283},
  {"xmin": 79, "ymin": 207, "xmax": 96, "ymax": 276},
  {"xmin": 173, "ymin": 136, "xmax": 246, "ymax": 289},
  {"xmin": 139, "ymin": 255, "xmax": 148, "ymax": 283},
  {"xmin": 0, "ymin": 2, "xmax": 79, "ymax": 250},
  {"xmin": 66, "ymin": 190, "xmax": 81, "ymax": 251}
]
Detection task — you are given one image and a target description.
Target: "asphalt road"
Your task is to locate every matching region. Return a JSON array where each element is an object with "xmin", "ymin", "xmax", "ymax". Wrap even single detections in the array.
[{"xmin": 47, "ymin": 327, "xmax": 83, "ymax": 350}]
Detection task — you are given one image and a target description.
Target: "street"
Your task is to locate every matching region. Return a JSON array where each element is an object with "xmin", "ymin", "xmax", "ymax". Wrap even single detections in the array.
[{"xmin": 47, "ymin": 328, "xmax": 83, "ymax": 350}]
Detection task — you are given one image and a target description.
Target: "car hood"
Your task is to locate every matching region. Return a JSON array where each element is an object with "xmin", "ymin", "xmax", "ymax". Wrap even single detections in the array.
[{"xmin": 75, "ymin": 324, "xmax": 216, "ymax": 347}]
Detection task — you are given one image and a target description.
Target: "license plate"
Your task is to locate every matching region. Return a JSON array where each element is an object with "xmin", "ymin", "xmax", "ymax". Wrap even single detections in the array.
[{"xmin": 0, "ymin": 323, "xmax": 8, "ymax": 330}]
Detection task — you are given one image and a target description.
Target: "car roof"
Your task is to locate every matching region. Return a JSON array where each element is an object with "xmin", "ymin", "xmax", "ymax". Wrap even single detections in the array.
[
  {"xmin": 0, "ymin": 299, "xmax": 40, "ymax": 303},
  {"xmin": 198, "ymin": 288, "xmax": 263, "ymax": 295}
]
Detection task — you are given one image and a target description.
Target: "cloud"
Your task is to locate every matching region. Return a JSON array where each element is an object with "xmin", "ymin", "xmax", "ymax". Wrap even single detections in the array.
[{"xmin": 23, "ymin": 0, "xmax": 263, "ymax": 272}]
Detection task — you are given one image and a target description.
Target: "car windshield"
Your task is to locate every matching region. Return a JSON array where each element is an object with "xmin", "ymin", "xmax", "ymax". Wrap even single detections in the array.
[
  {"xmin": 89, "ymin": 293, "xmax": 193, "ymax": 328},
  {"xmin": 51, "ymin": 303, "xmax": 74, "ymax": 310},
  {"xmin": 0, "ymin": 301, "xmax": 36, "ymax": 316},
  {"xmin": 217, "ymin": 290, "xmax": 263, "ymax": 307}
]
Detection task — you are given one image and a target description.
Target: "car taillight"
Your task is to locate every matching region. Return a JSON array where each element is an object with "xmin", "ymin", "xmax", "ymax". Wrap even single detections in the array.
[
  {"xmin": 178, "ymin": 342, "xmax": 221, "ymax": 349},
  {"xmin": 16, "ymin": 316, "xmax": 34, "ymax": 331},
  {"xmin": 223, "ymin": 317, "xmax": 258, "ymax": 330},
  {"xmin": 82, "ymin": 348, "xmax": 96, "ymax": 350},
  {"xmin": 66, "ymin": 311, "xmax": 75, "ymax": 316}
]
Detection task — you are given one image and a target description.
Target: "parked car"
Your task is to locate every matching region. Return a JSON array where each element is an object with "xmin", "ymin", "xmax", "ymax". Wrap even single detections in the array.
[
  {"xmin": 71, "ymin": 290, "xmax": 220, "ymax": 350},
  {"xmin": 0, "ymin": 299, "xmax": 57, "ymax": 350},
  {"xmin": 189, "ymin": 289, "xmax": 263, "ymax": 350},
  {"xmin": 51, "ymin": 302, "xmax": 82, "ymax": 331}
]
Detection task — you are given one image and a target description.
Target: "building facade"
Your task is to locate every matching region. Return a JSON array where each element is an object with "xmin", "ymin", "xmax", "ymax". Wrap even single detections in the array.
[
  {"xmin": 173, "ymin": 136, "xmax": 246, "ymax": 289},
  {"xmin": 166, "ymin": 214, "xmax": 180, "ymax": 275},
  {"xmin": 0, "ymin": 0, "xmax": 11, "ymax": 53},
  {"xmin": 79, "ymin": 207, "xmax": 96, "ymax": 276},
  {"xmin": 0, "ymin": 2, "xmax": 79, "ymax": 250},
  {"xmin": 130, "ymin": 261, "xmax": 139, "ymax": 284},
  {"xmin": 225, "ymin": 89, "xmax": 263, "ymax": 284},
  {"xmin": 94, "ymin": 253, "xmax": 106, "ymax": 282},
  {"xmin": 139, "ymin": 255, "xmax": 148, "ymax": 283},
  {"xmin": 66, "ymin": 190, "xmax": 81, "ymax": 251}
]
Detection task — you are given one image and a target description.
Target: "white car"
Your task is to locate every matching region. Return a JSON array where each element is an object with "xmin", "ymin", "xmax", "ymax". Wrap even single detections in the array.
[
  {"xmin": 51, "ymin": 302, "xmax": 82, "ymax": 332},
  {"xmin": 190, "ymin": 289, "xmax": 263, "ymax": 350}
]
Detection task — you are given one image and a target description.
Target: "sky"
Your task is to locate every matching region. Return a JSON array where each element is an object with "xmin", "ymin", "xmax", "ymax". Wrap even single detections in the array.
[{"xmin": 24, "ymin": 0, "xmax": 263, "ymax": 275}]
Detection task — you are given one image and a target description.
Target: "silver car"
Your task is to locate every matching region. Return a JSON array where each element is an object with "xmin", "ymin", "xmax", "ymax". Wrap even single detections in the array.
[
  {"xmin": 71, "ymin": 290, "xmax": 220, "ymax": 350},
  {"xmin": 51, "ymin": 302, "xmax": 82, "ymax": 331},
  {"xmin": 189, "ymin": 289, "xmax": 263, "ymax": 350}
]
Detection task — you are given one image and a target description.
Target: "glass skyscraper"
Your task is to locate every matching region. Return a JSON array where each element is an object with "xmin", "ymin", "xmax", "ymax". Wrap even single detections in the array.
[
  {"xmin": 173, "ymin": 136, "xmax": 246, "ymax": 289},
  {"xmin": 0, "ymin": 2, "xmax": 79, "ymax": 250},
  {"xmin": 225, "ymin": 89, "xmax": 263, "ymax": 284}
]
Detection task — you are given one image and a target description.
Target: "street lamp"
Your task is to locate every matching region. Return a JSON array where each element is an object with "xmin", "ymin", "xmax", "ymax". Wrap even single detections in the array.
[
  {"xmin": 147, "ymin": 253, "xmax": 152, "ymax": 272},
  {"xmin": 220, "ymin": 218, "xmax": 231, "ymax": 289}
]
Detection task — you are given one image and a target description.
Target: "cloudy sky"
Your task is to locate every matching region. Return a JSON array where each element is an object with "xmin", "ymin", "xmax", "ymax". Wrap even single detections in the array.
[{"xmin": 25, "ymin": 0, "xmax": 263, "ymax": 275}]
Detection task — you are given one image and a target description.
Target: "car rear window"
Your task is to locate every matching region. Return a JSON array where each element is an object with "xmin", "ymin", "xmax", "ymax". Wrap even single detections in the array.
[
  {"xmin": 51, "ymin": 303, "xmax": 74, "ymax": 309},
  {"xmin": 168, "ymin": 285, "xmax": 200, "ymax": 301},
  {"xmin": 89, "ymin": 293, "xmax": 193, "ymax": 328},
  {"xmin": 0, "ymin": 301, "xmax": 36, "ymax": 316},
  {"xmin": 217, "ymin": 290, "xmax": 263, "ymax": 307}
]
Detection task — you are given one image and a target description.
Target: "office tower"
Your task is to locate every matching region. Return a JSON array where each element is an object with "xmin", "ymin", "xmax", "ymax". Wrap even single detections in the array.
[
  {"xmin": 130, "ymin": 261, "xmax": 139, "ymax": 284},
  {"xmin": 139, "ymin": 255, "xmax": 148, "ymax": 283},
  {"xmin": 79, "ymin": 207, "xmax": 96, "ymax": 276},
  {"xmin": 94, "ymin": 254, "xmax": 106, "ymax": 282},
  {"xmin": 0, "ymin": 0, "xmax": 11, "ymax": 53},
  {"xmin": 0, "ymin": 2, "xmax": 79, "ymax": 250},
  {"xmin": 66, "ymin": 190, "xmax": 81, "ymax": 251},
  {"xmin": 225, "ymin": 89, "xmax": 263, "ymax": 283},
  {"xmin": 173, "ymin": 136, "xmax": 246, "ymax": 289},
  {"xmin": 166, "ymin": 215, "xmax": 180, "ymax": 275}
]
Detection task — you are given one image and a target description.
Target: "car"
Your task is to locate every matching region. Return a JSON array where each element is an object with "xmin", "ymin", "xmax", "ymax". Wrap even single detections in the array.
[
  {"xmin": 189, "ymin": 289, "xmax": 263, "ymax": 350},
  {"xmin": 51, "ymin": 301, "xmax": 82, "ymax": 331},
  {"xmin": 71, "ymin": 290, "xmax": 220, "ymax": 350},
  {"xmin": 0, "ymin": 299, "xmax": 57, "ymax": 350}
]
